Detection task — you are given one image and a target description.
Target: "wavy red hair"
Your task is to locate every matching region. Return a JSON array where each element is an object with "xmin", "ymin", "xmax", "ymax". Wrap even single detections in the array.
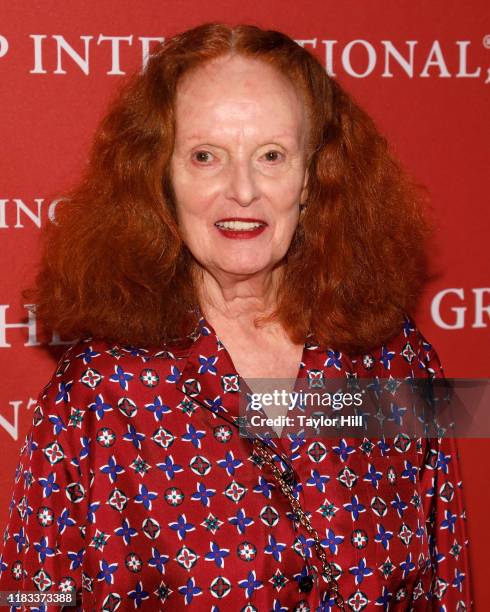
[{"xmin": 24, "ymin": 23, "xmax": 434, "ymax": 355}]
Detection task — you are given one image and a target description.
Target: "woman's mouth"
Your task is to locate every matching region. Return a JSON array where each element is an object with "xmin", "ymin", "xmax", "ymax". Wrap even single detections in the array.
[{"xmin": 214, "ymin": 218, "xmax": 267, "ymax": 239}]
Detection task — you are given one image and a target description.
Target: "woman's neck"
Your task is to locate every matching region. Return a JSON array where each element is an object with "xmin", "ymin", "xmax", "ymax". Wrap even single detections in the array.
[{"xmin": 193, "ymin": 263, "xmax": 284, "ymax": 326}]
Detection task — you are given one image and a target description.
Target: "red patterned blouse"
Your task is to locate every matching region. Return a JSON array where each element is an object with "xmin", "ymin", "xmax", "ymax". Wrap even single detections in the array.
[{"xmin": 0, "ymin": 314, "xmax": 471, "ymax": 610}]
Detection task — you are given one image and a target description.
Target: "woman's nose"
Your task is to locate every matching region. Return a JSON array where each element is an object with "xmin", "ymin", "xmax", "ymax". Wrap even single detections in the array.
[{"xmin": 225, "ymin": 160, "xmax": 259, "ymax": 207}]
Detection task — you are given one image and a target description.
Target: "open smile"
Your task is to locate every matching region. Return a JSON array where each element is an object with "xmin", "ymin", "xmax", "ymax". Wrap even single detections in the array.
[{"xmin": 214, "ymin": 218, "xmax": 268, "ymax": 239}]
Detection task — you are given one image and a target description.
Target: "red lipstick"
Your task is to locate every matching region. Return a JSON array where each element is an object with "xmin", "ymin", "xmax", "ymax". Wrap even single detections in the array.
[{"xmin": 214, "ymin": 217, "xmax": 267, "ymax": 240}]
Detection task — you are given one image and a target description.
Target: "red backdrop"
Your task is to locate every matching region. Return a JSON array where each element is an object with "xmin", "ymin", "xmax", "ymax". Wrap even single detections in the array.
[{"xmin": 1, "ymin": 1, "xmax": 488, "ymax": 608}]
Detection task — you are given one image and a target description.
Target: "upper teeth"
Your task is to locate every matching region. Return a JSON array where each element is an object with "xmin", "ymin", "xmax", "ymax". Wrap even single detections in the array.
[{"xmin": 215, "ymin": 220, "xmax": 264, "ymax": 230}]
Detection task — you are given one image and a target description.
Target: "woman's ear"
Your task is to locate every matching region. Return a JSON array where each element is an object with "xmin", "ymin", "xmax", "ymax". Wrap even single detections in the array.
[{"xmin": 300, "ymin": 166, "xmax": 309, "ymax": 206}]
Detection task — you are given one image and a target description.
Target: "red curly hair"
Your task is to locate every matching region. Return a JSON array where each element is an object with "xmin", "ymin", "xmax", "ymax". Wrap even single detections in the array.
[{"xmin": 24, "ymin": 22, "xmax": 434, "ymax": 356}]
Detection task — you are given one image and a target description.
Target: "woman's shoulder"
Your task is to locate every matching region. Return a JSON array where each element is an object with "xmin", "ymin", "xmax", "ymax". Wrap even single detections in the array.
[
  {"xmin": 353, "ymin": 315, "xmax": 444, "ymax": 379},
  {"xmin": 39, "ymin": 336, "xmax": 189, "ymax": 402}
]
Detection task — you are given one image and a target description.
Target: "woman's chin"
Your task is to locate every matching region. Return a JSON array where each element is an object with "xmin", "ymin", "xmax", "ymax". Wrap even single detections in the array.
[{"xmin": 216, "ymin": 261, "xmax": 273, "ymax": 278}]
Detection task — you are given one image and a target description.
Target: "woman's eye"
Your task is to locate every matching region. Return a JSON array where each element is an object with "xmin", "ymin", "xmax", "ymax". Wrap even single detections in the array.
[
  {"xmin": 263, "ymin": 150, "xmax": 283, "ymax": 163},
  {"xmin": 192, "ymin": 151, "xmax": 214, "ymax": 164}
]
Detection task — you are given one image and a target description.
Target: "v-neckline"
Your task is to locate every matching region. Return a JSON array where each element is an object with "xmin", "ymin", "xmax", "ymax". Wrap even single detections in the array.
[
  {"xmin": 239, "ymin": 342, "xmax": 307, "ymax": 439},
  {"xmin": 202, "ymin": 315, "xmax": 310, "ymax": 384},
  {"xmin": 194, "ymin": 310, "xmax": 317, "ymax": 441}
]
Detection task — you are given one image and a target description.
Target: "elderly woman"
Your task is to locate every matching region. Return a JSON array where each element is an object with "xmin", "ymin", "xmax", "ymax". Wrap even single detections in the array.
[{"xmin": 0, "ymin": 23, "xmax": 470, "ymax": 611}]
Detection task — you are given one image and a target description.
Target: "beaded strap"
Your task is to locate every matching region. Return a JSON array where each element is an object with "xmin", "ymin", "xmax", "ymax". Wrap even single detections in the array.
[{"xmin": 252, "ymin": 438, "xmax": 346, "ymax": 610}]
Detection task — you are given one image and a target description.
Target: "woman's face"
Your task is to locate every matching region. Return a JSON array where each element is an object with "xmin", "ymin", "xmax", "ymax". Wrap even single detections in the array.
[{"xmin": 170, "ymin": 54, "xmax": 309, "ymax": 281}]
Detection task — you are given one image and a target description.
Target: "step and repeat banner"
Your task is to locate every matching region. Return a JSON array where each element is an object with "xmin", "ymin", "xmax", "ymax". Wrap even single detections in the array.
[{"xmin": 0, "ymin": 1, "xmax": 488, "ymax": 607}]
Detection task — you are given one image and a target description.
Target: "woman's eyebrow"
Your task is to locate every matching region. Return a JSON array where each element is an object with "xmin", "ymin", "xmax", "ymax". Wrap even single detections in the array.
[
  {"xmin": 182, "ymin": 132, "xmax": 298, "ymax": 144},
  {"xmin": 183, "ymin": 133, "xmax": 211, "ymax": 143}
]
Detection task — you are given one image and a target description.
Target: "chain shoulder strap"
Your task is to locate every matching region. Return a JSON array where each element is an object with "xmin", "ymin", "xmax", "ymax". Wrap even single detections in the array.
[{"xmin": 252, "ymin": 438, "xmax": 345, "ymax": 610}]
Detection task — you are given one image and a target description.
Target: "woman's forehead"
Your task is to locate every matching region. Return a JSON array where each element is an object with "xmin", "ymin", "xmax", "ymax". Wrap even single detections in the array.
[
  {"xmin": 174, "ymin": 55, "xmax": 307, "ymax": 140},
  {"xmin": 178, "ymin": 54, "xmax": 290, "ymax": 90}
]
